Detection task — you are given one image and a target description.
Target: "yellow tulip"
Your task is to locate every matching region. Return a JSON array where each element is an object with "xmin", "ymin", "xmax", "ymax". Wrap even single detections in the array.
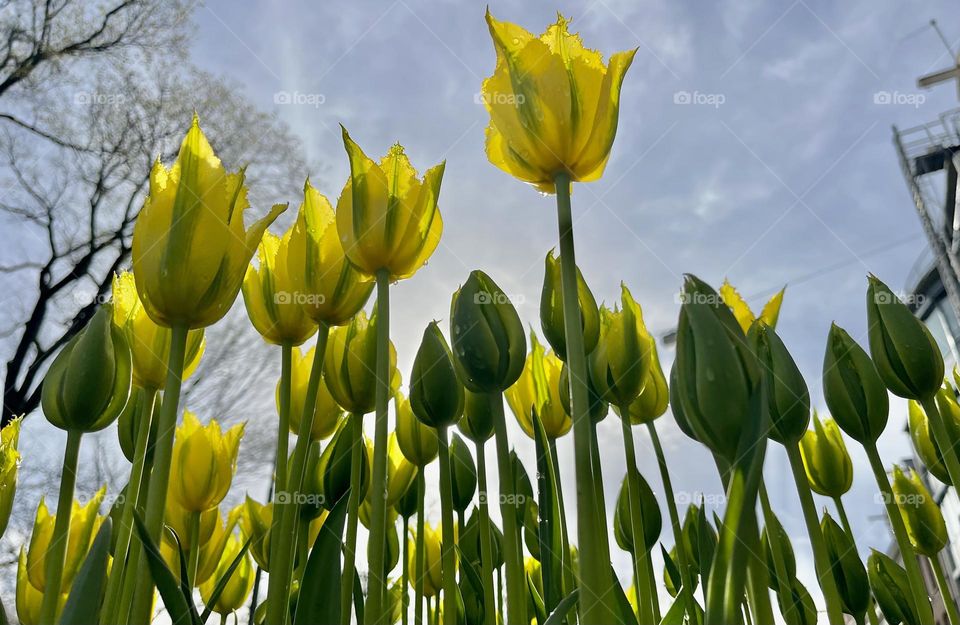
[
  {"xmin": 17, "ymin": 548, "xmax": 64, "ymax": 625},
  {"xmin": 161, "ymin": 505, "xmax": 237, "ymax": 586},
  {"xmin": 112, "ymin": 271, "xmax": 205, "ymax": 390},
  {"xmin": 336, "ymin": 128, "xmax": 445, "ymax": 280},
  {"xmin": 616, "ymin": 334, "xmax": 668, "ymax": 424},
  {"xmin": 798, "ymin": 411, "xmax": 854, "ymax": 498},
  {"xmin": 324, "ymin": 309, "xmax": 399, "ymax": 415},
  {"xmin": 164, "ymin": 489, "xmax": 220, "ymax": 551},
  {"xmin": 0, "ymin": 417, "xmax": 21, "ymax": 538},
  {"xmin": 242, "ymin": 229, "xmax": 317, "ymax": 345},
  {"xmin": 281, "ymin": 345, "xmax": 341, "ymax": 440},
  {"xmin": 481, "ymin": 11, "xmax": 637, "ymax": 194},
  {"xmin": 505, "ymin": 331, "xmax": 571, "ymax": 439},
  {"xmin": 169, "ymin": 411, "xmax": 243, "ymax": 513},
  {"xmin": 363, "ymin": 433, "xmax": 418, "ymax": 507},
  {"xmin": 719, "ymin": 279, "xmax": 785, "ymax": 334},
  {"xmin": 409, "ymin": 523, "xmax": 445, "ymax": 597},
  {"xmin": 200, "ymin": 533, "xmax": 255, "ymax": 614},
  {"xmin": 26, "ymin": 487, "xmax": 105, "ymax": 591},
  {"xmin": 395, "ymin": 392, "xmax": 439, "ymax": 467},
  {"xmin": 286, "ymin": 179, "xmax": 374, "ymax": 325},
  {"xmin": 892, "ymin": 466, "xmax": 947, "ymax": 557},
  {"xmin": 238, "ymin": 497, "xmax": 272, "ymax": 570},
  {"xmin": 132, "ymin": 115, "xmax": 287, "ymax": 329}
]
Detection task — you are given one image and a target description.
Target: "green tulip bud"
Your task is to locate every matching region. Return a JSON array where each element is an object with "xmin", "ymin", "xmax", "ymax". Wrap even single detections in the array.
[
  {"xmin": 753, "ymin": 323, "xmax": 810, "ymax": 444},
  {"xmin": 459, "ymin": 506, "xmax": 503, "ymax": 570},
  {"xmin": 559, "ymin": 360, "xmax": 608, "ymax": 424},
  {"xmin": 459, "ymin": 389, "xmax": 495, "ymax": 443},
  {"xmin": 393, "ymin": 473, "xmax": 419, "ymax": 519},
  {"xmin": 891, "ymin": 465, "xmax": 946, "ymax": 557},
  {"xmin": 866, "ymin": 275, "xmax": 944, "ymax": 399},
  {"xmin": 540, "ymin": 249, "xmax": 599, "ymax": 361},
  {"xmin": 775, "ymin": 579, "xmax": 818, "ymax": 625},
  {"xmin": 118, "ymin": 387, "xmax": 160, "ymax": 464},
  {"xmin": 822, "ymin": 323, "xmax": 889, "ymax": 444},
  {"xmin": 613, "ymin": 471, "xmax": 661, "ymax": 554},
  {"xmin": 681, "ymin": 502, "xmax": 716, "ymax": 581},
  {"xmin": 868, "ymin": 550, "xmax": 919, "ymax": 625},
  {"xmin": 239, "ymin": 497, "xmax": 273, "ymax": 571},
  {"xmin": 908, "ymin": 398, "xmax": 950, "ymax": 484},
  {"xmin": 395, "ymin": 393, "xmax": 439, "ymax": 467},
  {"xmin": 42, "ymin": 304, "xmax": 132, "ymax": 433},
  {"xmin": 411, "ymin": 322, "xmax": 464, "ymax": 430},
  {"xmin": 450, "ymin": 270, "xmax": 527, "ymax": 392},
  {"xmin": 798, "ymin": 412, "xmax": 853, "ymax": 497},
  {"xmin": 589, "ymin": 284, "xmax": 651, "ymax": 406},
  {"xmin": 821, "ymin": 511, "xmax": 869, "ymax": 619},
  {"xmin": 449, "ymin": 433, "xmax": 477, "ymax": 515},
  {"xmin": 669, "ymin": 363, "xmax": 698, "ymax": 441},
  {"xmin": 615, "ymin": 334, "xmax": 668, "ymax": 424},
  {"xmin": 313, "ymin": 419, "xmax": 370, "ymax": 511},
  {"xmin": 761, "ymin": 511, "xmax": 796, "ymax": 592},
  {"xmin": 674, "ymin": 275, "xmax": 757, "ymax": 460}
]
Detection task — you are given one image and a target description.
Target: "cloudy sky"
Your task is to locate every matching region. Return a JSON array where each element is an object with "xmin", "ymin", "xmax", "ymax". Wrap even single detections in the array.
[{"xmin": 23, "ymin": 0, "xmax": 952, "ymax": 617}]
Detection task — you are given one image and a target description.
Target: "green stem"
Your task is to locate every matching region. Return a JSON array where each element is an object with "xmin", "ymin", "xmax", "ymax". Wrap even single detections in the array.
[
  {"xmin": 101, "ymin": 386, "xmax": 157, "ymax": 623},
  {"xmin": 832, "ymin": 496, "xmax": 881, "ymax": 625},
  {"xmin": 758, "ymin": 480, "xmax": 799, "ymax": 625},
  {"xmin": 266, "ymin": 322, "xmax": 330, "ymax": 625},
  {"xmin": 437, "ymin": 428, "xmax": 458, "ymax": 625},
  {"xmin": 496, "ymin": 567, "xmax": 503, "ymax": 625},
  {"xmin": 39, "ymin": 428, "xmax": 83, "ymax": 623},
  {"xmin": 402, "ymin": 513, "xmax": 410, "ymax": 625},
  {"xmin": 115, "ymin": 436, "xmax": 155, "ymax": 624},
  {"xmin": 864, "ymin": 440, "xmax": 934, "ymax": 623},
  {"xmin": 921, "ymin": 395, "xmax": 960, "ymax": 490},
  {"xmin": 187, "ymin": 510, "xmax": 201, "ymax": 587},
  {"xmin": 646, "ymin": 421, "xmax": 700, "ymax": 624},
  {"xmin": 415, "ymin": 470, "xmax": 426, "ymax": 625},
  {"xmin": 129, "ymin": 324, "xmax": 189, "ymax": 624},
  {"xmin": 554, "ymin": 171, "xmax": 617, "ymax": 624},
  {"xmin": 742, "ymin": 508, "xmax": 775, "ymax": 625},
  {"xmin": 931, "ymin": 554, "xmax": 960, "ymax": 625},
  {"xmin": 276, "ymin": 343, "xmax": 293, "ymax": 506},
  {"xmin": 489, "ymin": 392, "xmax": 527, "ymax": 625},
  {"xmin": 475, "ymin": 440, "xmax": 497, "ymax": 625},
  {"xmin": 342, "ymin": 412, "xmax": 363, "ymax": 625},
  {"xmin": 548, "ymin": 438, "xmax": 573, "ymax": 602},
  {"xmin": 785, "ymin": 444, "xmax": 845, "ymax": 625},
  {"xmin": 618, "ymin": 412, "xmax": 655, "ymax": 625},
  {"xmin": 589, "ymin": 421, "xmax": 614, "ymax": 568},
  {"xmin": 366, "ymin": 268, "xmax": 392, "ymax": 624}
]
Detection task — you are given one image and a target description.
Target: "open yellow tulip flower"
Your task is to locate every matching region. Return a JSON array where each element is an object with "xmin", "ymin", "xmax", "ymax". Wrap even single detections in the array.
[
  {"xmin": 505, "ymin": 331, "xmax": 571, "ymax": 439},
  {"xmin": 132, "ymin": 115, "xmax": 287, "ymax": 329},
  {"xmin": 200, "ymin": 532, "xmax": 255, "ymax": 614},
  {"xmin": 336, "ymin": 128, "xmax": 445, "ymax": 280},
  {"xmin": 481, "ymin": 11, "xmax": 637, "ymax": 194},
  {"xmin": 169, "ymin": 411, "xmax": 243, "ymax": 513},
  {"xmin": 112, "ymin": 272, "xmax": 205, "ymax": 390},
  {"xmin": 281, "ymin": 345, "xmax": 342, "ymax": 440},
  {"xmin": 26, "ymin": 487, "xmax": 105, "ymax": 591},
  {"xmin": 0, "ymin": 417, "xmax": 21, "ymax": 539},
  {"xmin": 286, "ymin": 179, "xmax": 375, "ymax": 326},
  {"xmin": 242, "ymin": 229, "xmax": 318, "ymax": 345}
]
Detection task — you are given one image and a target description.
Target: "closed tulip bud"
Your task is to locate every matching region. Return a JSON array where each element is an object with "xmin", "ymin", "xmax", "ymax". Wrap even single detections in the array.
[
  {"xmin": 42, "ymin": 304, "xmax": 132, "ymax": 433},
  {"xmin": 395, "ymin": 393, "xmax": 439, "ymax": 467},
  {"xmin": 821, "ymin": 512, "xmax": 870, "ymax": 619},
  {"xmin": 776, "ymin": 580, "xmax": 818, "ymax": 625},
  {"xmin": 613, "ymin": 472, "xmax": 661, "ymax": 553},
  {"xmin": 169, "ymin": 411, "xmax": 243, "ymax": 513},
  {"xmin": 282, "ymin": 346, "xmax": 341, "ymax": 441},
  {"xmin": 27, "ymin": 487, "xmax": 105, "ymax": 591},
  {"xmin": 325, "ymin": 309, "xmax": 398, "ymax": 415},
  {"xmin": 891, "ymin": 465, "xmax": 947, "ymax": 556},
  {"xmin": 761, "ymin": 511, "xmax": 796, "ymax": 592},
  {"xmin": 753, "ymin": 323, "xmax": 810, "ymax": 444},
  {"xmin": 242, "ymin": 229, "xmax": 317, "ymax": 345},
  {"xmin": 336, "ymin": 129, "xmax": 445, "ymax": 280},
  {"xmin": 681, "ymin": 503, "xmax": 717, "ymax": 579},
  {"xmin": 313, "ymin": 418, "xmax": 370, "ymax": 510},
  {"xmin": 0, "ymin": 418, "xmax": 21, "ymax": 538},
  {"xmin": 238, "ymin": 496, "xmax": 272, "ymax": 571},
  {"xmin": 132, "ymin": 116, "xmax": 287, "ymax": 329},
  {"xmin": 481, "ymin": 11, "xmax": 637, "ymax": 193},
  {"xmin": 112, "ymin": 271, "xmax": 205, "ymax": 389},
  {"xmin": 200, "ymin": 533, "xmax": 255, "ymax": 615},
  {"xmin": 560, "ymin": 360, "xmax": 609, "ymax": 424},
  {"xmin": 799, "ymin": 412, "xmax": 853, "ymax": 497},
  {"xmin": 459, "ymin": 389, "xmax": 495, "ymax": 443},
  {"xmin": 164, "ymin": 489, "xmax": 220, "ymax": 551},
  {"xmin": 866, "ymin": 275, "xmax": 944, "ymax": 399},
  {"xmin": 382, "ymin": 433, "xmax": 418, "ymax": 506},
  {"xmin": 589, "ymin": 284, "xmax": 652, "ymax": 406},
  {"xmin": 908, "ymin": 396, "xmax": 953, "ymax": 484},
  {"xmin": 540, "ymin": 250, "xmax": 599, "ymax": 361},
  {"xmin": 674, "ymin": 275, "xmax": 758, "ymax": 460},
  {"xmin": 459, "ymin": 506, "xmax": 504, "ymax": 569},
  {"xmin": 822, "ymin": 324, "xmax": 889, "ymax": 444},
  {"xmin": 286, "ymin": 179, "xmax": 374, "ymax": 326},
  {"xmin": 411, "ymin": 322, "xmax": 465, "ymax": 430},
  {"xmin": 450, "ymin": 270, "xmax": 527, "ymax": 392},
  {"xmin": 394, "ymin": 472, "xmax": 420, "ymax": 519},
  {"xmin": 118, "ymin": 386, "xmax": 160, "ymax": 464},
  {"xmin": 409, "ymin": 523, "xmax": 445, "ymax": 597},
  {"xmin": 449, "ymin": 434, "xmax": 477, "ymax": 514},
  {"xmin": 615, "ymin": 334, "xmax": 668, "ymax": 424},
  {"xmin": 868, "ymin": 550, "xmax": 919, "ymax": 625},
  {"xmin": 507, "ymin": 331, "xmax": 571, "ymax": 439}
]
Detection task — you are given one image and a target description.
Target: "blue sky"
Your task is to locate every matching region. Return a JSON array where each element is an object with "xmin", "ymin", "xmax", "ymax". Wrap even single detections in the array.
[{"xmin": 187, "ymin": 0, "xmax": 960, "ymax": 614}]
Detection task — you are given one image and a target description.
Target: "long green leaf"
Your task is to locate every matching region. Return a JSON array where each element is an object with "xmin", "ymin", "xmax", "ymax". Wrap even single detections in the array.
[
  {"xmin": 59, "ymin": 519, "xmax": 112, "ymax": 625},
  {"xmin": 610, "ymin": 567, "xmax": 639, "ymax": 625},
  {"xmin": 200, "ymin": 536, "xmax": 253, "ymax": 623},
  {"xmin": 352, "ymin": 565, "xmax": 364, "ymax": 625},
  {"xmin": 293, "ymin": 490, "xmax": 350, "ymax": 625},
  {"xmin": 533, "ymin": 411, "xmax": 564, "ymax": 611},
  {"xmin": 133, "ymin": 513, "xmax": 199, "ymax": 625},
  {"xmin": 543, "ymin": 589, "xmax": 579, "ymax": 625}
]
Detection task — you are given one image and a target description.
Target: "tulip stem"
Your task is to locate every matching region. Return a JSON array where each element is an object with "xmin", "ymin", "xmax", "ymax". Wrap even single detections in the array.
[
  {"xmin": 366, "ymin": 268, "xmax": 392, "ymax": 624},
  {"xmin": 402, "ymin": 513, "xmax": 410, "ymax": 625},
  {"xmin": 646, "ymin": 421, "xmax": 700, "ymax": 624},
  {"xmin": 589, "ymin": 421, "xmax": 616, "ymax": 569},
  {"xmin": 277, "ymin": 343, "xmax": 293, "ymax": 504},
  {"xmin": 864, "ymin": 440, "xmax": 934, "ymax": 624},
  {"xmin": 342, "ymin": 412, "xmax": 363, "ymax": 625},
  {"xmin": 437, "ymin": 427, "xmax": 458, "ymax": 625},
  {"xmin": 39, "ymin": 428, "xmax": 82, "ymax": 624},
  {"xmin": 102, "ymin": 386, "xmax": 157, "ymax": 625},
  {"xmin": 489, "ymin": 391, "xmax": 527, "ymax": 625},
  {"xmin": 785, "ymin": 444, "xmax": 846, "ymax": 625},
  {"xmin": 187, "ymin": 510, "xmax": 201, "ymax": 586},
  {"xmin": 414, "ymin": 470, "xmax": 426, "ymax": 625},
  {"xmin": 554, "ymin": 171, "xmax": 618, "ymax": 624},
  {"xmin": 266, "ymin": 322, "xmax": 329, "ymax": 625},
  {"xmin": 130, "ymin": 323, "xmax": 189, "ymax": 624},
  {"xmin": 475, "ymin": 440, "xmax": 497, "ymax": 625},
  {"xmin": 832, "ymin": 496, "xmax": 881, "ymax": 625},
  {"xmin": 758, "ymin": 480, "xmax": 800, "ymax": 625},
  {"xmin": 920, "ymin": 395, "xmax": 960, "ymax": 492},
  {"xmin": 931, "ymin": 554, "xmax": 960, "ymax": 625},
  {"xmin": 618, "ymin": 412, "xmax": 656, "ymax": 625}
]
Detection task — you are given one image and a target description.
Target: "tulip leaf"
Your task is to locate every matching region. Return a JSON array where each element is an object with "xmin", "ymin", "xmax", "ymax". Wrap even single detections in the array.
[
  {"xmin": 293, "ymin": 490, "xmax": 350, "ymax": 625},
  {"xmin": 58, "ymin": 518, "xmax": 112, "ymax": 625},
  {"xmin": 527, "ymin": 569, "xmax": 548, "ymax": 625},
  {"xmin": 455, "ymin": 545, "xmax": 485, "ymax": 597},
  {"xmin": 533, "ymin": 411, "xmax": 564, "ymax": 610},
  {"xmin": 169, "ymin": 528, "xmax": 194, "ymax": 608},
  {"xmin": 133, "ymin": 513, "xmax": 201, "ymax": 625},
  {"xmin": 661, "ymin": 544, "xmax": 682, "ymax": 597},
  {"xmin": 543, "ymin": 589, "xmax": 579, "ymax": 625},
  {"xmin": 609, "ymin": 566, "xmax": 639, "ymax": 625},
  {"xmin": 352, "ymin": 564, "xmax": 364, "ymax": 625},
  {"xmin": 200, "ymin": 535, "xmax": 253, "ymax": 623},
  {"xmin": 0, "ymin": 595, "xmax": 8, "ymax": 625}
]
